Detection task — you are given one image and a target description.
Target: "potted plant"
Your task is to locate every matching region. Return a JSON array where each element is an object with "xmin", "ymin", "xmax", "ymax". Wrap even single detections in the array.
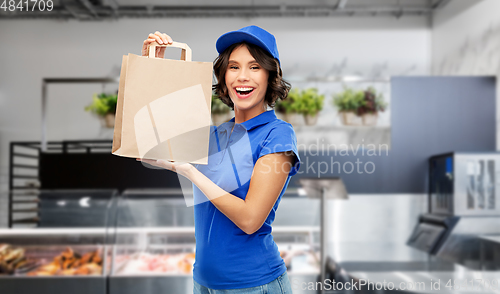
[
  {"xmin": 296, "ymin": 88, "xmax": 325, "ymax": 126},
  {"xmin": 274, "ymin": 98, "xmax": 287, "ymax": 121},
  {"xmin": 84, "ymin": 92, "xmax": 118, "ymax": 128},
  {"xmin": 332, "ymin": 88, "xmax": 365, "ymax": 126},
  {"xmin": 211, "ymin": 93, "xmax": 231, "ymax": 125},
  {"xmin": 278, "ymin": 88, "xmax": 301, "ymax": 125},
  {"xmin": 357, "ymin": 87, "xmax": 387, "ymax": 126}
]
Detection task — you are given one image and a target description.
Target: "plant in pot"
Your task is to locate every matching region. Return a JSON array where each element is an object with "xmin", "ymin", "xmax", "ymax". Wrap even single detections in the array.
[
  {"xmin": 332, "ymin": 88, "xmax": 365, "ymax": 126},
  {"xmin": 278, "ymin": 88, "xmax": 301, "ymax": 125},
  {"xmin": 84, "ymin": 92, "xmax": 118, "ymax": 128},
  {"xmin": 274, "ymin": 98, "xmax": 287, "ymax": 121},
  {"xmin": 357, "ymin": 87, "xmax": 387, "ymax": 126},
  {"xmin": 211, "ymin": 93, "xmax": 231, "ymax": 126},
  {"xmin": 296, "ymin": 88, "xmax": 324, "ymax": 126}
]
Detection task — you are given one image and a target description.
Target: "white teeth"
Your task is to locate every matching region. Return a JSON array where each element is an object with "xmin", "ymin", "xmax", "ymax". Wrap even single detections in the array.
[{"xmin": 236, "ymin": 87, "xmax": 254, "ymax": 91}]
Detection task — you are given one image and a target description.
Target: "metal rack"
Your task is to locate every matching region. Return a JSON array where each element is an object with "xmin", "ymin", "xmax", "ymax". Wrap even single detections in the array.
[{"xmin": 9, "ymin": 141, "xmax": 42, "ymax": 228}]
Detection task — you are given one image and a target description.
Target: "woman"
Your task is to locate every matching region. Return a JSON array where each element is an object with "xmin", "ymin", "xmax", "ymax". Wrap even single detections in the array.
[{"xmin": 138, "ymin": 25, "xmax": 300, "ymax": 293}]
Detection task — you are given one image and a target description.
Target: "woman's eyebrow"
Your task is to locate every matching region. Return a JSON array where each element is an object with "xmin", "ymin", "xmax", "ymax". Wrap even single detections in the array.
[{"xmin": 228, "ymin": 60, "xmax": 258, "ymax": 64}]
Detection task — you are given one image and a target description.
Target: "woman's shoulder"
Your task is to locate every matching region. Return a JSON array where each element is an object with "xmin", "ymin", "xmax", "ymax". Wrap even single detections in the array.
[
  {"xmin": 265, "ymin": 118, "xmax": 296, "ymax": 136},
  {"xmin": 257, "ymin": 119, "xmax": 297, "ymax": 149}
]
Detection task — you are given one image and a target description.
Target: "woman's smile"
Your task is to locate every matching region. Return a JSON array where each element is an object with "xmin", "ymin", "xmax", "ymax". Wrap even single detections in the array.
[{"xmin": 234, "ymin": 86, "xmax": 255, "ymax": 99}]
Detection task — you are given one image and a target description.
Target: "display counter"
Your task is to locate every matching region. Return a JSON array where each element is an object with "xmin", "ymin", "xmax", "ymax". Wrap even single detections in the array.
[
  {"xmin": 0, "ymin": 228, "xmax": 109, "ymax": 294},
  {"xmin": 1, "ymin": 188, "xmax": 322, "ymax": 294}
]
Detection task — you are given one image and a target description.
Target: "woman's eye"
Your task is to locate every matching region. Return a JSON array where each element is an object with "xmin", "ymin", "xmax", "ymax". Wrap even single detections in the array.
[
  {"xmin": 251, "ymin": 66, "xmax": 260, "ymax": 70},
  {"xmin": 229, "ymin": 65, "xmax": 239, "ymax": 70}
]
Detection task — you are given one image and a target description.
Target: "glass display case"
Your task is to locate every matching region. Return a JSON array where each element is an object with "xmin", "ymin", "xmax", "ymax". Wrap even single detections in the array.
[
  {"xmin": 108, "ymin": 189, "xmax": 195, "ymax": 294},
  {"xmin": 108, "ymin": 188, "xmax": 321, "ymax": 294},
  {"xmin": 1, "ymin": 188, "xmax": 321, "ymax": 294},
  {"xmin": 0, "ymin": 189, "xmax": 118, "ymax": 294}
]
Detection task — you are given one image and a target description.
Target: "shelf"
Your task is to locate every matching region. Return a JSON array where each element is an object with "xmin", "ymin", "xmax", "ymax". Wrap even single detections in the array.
[
  {"xmin": 273, "ymin": 226, "xmax": 319, "ymax": 233},
  {"xmin": 0, "ymin": 226, "xmax": 319, "ymax": 237},
  {"xmin": 0, "ymin": 228, "xmax": 107, "ymax": 235},
  {"xmin": 294, "ymin": 125, "xmax": 391, "ymax": 130}
]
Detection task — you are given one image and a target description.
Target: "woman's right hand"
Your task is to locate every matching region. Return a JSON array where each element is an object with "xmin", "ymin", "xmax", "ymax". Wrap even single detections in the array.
[{"xmin": 142, "ymin": 31, "xmax": 173, "ymax": 58}]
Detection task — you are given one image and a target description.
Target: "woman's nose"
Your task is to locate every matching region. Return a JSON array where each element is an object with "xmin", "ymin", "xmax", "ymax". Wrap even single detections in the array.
[{"xmin": 237, "ymin": 68, "xmax": 250, "ymax": 82}]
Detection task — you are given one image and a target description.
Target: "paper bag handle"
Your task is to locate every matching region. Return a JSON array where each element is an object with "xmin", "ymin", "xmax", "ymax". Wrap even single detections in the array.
[{"xmin": 148, "ymin": 41, "xmax": 192, "ymax": 62}]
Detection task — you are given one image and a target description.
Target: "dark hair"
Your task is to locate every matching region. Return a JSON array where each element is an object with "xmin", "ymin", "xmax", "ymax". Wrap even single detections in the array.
[{"xmin": 212, "ymin": 42, "xmax": 291, "ymax": 110}]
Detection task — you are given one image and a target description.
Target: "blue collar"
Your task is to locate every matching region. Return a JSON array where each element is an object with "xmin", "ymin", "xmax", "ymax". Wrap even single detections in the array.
[{"xmin": 228, "ymin": 110, "xmax": 277, "ymax": 131}]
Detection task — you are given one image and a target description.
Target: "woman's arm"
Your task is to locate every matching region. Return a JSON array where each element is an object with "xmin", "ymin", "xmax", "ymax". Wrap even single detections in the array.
[
  {"xmin": 138, "ymin": 152, "xmax": 293, "ymax": 234},
  {"xmin": 189, "ymin": 152, "xmax": 293, "ymax": 234}
]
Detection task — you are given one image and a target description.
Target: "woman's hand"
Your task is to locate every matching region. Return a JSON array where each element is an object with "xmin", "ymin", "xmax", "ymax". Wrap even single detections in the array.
[
  {"xmin": 141, "ymin": 31, "xmax": 173, "ymax": 58},
  {"xmin": 136, "ymin": 158, "xmax": 194, "ymax": 178}
]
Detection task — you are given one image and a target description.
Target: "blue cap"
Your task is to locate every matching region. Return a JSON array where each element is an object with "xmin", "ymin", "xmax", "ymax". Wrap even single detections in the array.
[{"xmin": 216, "ymin": 25, "xmax": 280, "ymax": 64}]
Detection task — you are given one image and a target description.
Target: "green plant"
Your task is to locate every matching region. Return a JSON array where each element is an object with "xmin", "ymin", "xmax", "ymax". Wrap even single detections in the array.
[
  {"xmin": 332, "ymin": 87, "xmax": 387, "ymax": 115},
  {"xmin": 274, "ymin": 98, "xmax": 287, "ymax": 113},
  {"xmin": 276, "ymin": 89, "xmax": 300, "ymax": 114},
  {"xmin": 85, "ymin": 93, "xmax": 117, "ymax": 117},
  {"xmin": 276, "ymin": 88, "xmax": 325, "ymax": 116},
  {"xmin": 295, "ymin": 88, "xmax": 325, "ymax": 116},
  {"xmin": 332, "ymin": 88, "xmax": 365, "ymax": 114},
  {"xmin": 211, "ymin": 93, "xmax": 231, "ymax": 114},
  {"xmin": 357, "ymin": 87, "xmax": 387, "ymax": 115}
]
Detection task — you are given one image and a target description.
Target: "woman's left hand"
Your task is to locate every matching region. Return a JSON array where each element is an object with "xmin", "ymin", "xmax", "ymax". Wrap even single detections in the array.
[{"xmin": 136, "ymin": 158, "xmax": 193, "ymax": 178}]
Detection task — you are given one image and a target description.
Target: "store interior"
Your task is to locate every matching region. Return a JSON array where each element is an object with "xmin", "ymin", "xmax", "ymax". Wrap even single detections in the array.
[{"xmin": 1, "ymin": 0, "xmax": 500, "ymax": 293}]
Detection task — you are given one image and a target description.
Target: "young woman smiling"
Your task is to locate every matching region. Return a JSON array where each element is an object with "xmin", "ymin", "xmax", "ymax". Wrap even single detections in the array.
[{"xmin": 138, "ymin": 25, "xmax": 301, "ymax": 294}]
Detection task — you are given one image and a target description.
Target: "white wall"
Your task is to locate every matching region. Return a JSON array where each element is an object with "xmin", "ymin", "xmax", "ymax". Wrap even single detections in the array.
[
  {"xmin": 432, "ymin": 0, "xmax": 500, "ymax": 148},
  {"xmin": 0, "ymin": 16, "xmax": 431, "ymax": 227}
]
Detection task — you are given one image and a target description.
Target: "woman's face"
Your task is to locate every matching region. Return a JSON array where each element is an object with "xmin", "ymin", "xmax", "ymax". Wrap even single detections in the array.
[{"xmin": 225, "ymin": 45, "xmax": 269, "ymax": 113}]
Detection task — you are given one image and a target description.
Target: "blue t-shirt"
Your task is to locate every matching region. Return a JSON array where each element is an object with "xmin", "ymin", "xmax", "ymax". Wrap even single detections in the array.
[{"xmin": 192, "ymin": 110, "xmax": 301, "ymax": 289}]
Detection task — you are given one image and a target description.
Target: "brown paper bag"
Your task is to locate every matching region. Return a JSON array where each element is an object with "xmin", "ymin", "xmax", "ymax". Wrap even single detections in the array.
[{"xmin": 112, "ymin": 41, "xmax": 213, "ymax": 164}]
